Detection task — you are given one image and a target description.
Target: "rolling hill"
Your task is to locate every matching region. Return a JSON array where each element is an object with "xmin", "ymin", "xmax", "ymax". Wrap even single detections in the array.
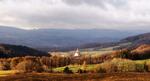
[{"xmin": 120, "ymin": 32, "xmax": 150, "ymax": 49}]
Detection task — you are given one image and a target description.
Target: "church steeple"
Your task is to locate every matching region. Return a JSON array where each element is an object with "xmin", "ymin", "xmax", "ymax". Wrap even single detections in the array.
[{"xmin": 74, "ymin": 48, "xmax": 81, "ymax": 57}]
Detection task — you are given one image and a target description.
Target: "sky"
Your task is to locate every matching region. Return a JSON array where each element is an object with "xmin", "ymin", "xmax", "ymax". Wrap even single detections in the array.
[{"xmin": 0, "ymin": 0, "xmax": 150, "ymax": 30}]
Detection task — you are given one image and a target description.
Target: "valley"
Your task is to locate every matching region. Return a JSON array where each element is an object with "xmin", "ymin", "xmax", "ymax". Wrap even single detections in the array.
[
  {"xmin": 0, "ymin": 0, "xmax": 150, "ymax": 80},
  {"xmin": 0, "ymin": 27, "xmax": 150, "ymax": 81}
]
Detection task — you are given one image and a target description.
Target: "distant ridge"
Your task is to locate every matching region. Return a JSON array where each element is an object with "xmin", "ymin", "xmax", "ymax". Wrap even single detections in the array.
[{"xmin": 0, "ymin": 26, "xmax": 138, "ymax": 52}]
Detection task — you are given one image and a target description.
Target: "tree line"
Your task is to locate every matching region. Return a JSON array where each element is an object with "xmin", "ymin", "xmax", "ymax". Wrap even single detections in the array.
[{"xmin": 0, "ymin": 55, "xmax": 108, "ymax": 72}]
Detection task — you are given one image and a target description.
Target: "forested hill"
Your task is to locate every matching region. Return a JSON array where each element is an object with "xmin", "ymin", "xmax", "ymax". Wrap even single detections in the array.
[{"xmin": 0, "ymin": 44, "xmax": 49, "ymax": 58}]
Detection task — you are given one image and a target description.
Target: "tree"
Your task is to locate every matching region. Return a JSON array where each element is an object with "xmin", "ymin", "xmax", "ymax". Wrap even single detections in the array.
[
  {"xmin": 0, "ymin": 61, "xmax": 10, "ymax": 70},
  {"xmin": 10, "ymin": 57, "xmax": 22, "ymax": 69},
  {"xmin": 82, "ymin": 61, "xmax": 87, "ymax": 70},
  {"xmin": 16, "ymin": 60, "xmax": 44, "ymax": 73}
]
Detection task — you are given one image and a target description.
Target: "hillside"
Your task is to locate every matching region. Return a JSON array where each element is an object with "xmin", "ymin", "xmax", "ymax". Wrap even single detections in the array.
[
  {"xmin": 61, "ymin": 32, "xmax": 150, "ymax": 51},
  {"xmin": 0, "ymin": 44, "xmax": 48, "ymax": 58},
  {"xmin": 111, "ymin": 44, "xmax": 150, "ymax": 60},
  {"xmin": 131, "ymin": 44, "xmax": 150, "ymax": 54},
  {"xmin": 121, "ymin": 32, "xmax": 150, "ymax": 48}
]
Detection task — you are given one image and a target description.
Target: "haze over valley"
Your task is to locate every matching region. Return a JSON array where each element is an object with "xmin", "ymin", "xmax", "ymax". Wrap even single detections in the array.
[{"xmin": 0, "ymin": 26, "xmax": 149, "ymax": 52}]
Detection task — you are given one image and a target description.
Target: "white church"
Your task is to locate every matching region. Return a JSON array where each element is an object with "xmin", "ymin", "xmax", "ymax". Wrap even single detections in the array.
[{"xmin": 73, "ymin": 48, "xmax": 81, "ymax": 57}]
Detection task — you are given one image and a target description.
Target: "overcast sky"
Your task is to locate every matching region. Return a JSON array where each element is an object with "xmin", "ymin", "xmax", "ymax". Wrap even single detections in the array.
[{"xmin": 0, "ymin": 0, "xmax": 150, "ymax": 30}]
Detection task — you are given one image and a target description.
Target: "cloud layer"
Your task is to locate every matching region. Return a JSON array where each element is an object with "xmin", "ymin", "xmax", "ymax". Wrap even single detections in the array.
[{"xmin": 0, "ymin": 0, "xmax": 150, "ymax": 30}]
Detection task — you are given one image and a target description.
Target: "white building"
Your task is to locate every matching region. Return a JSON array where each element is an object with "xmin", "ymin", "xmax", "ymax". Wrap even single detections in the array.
[{"xmin": 74, "ymin": 48, "xmax": 81, "ymax": 57}]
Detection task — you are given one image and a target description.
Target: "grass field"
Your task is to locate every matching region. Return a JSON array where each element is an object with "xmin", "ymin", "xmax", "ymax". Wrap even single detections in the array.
[{"xmin": 53, "ymin": 64, "xmax": 97, "ymax": 72}]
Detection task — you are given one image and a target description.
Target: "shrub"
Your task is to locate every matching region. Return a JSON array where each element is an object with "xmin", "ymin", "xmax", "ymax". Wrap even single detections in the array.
[
  {"xmin": 77, "ymin": 69, "xmax": 83, "ymax": 73},
  {"xmin": 135, "ymin": 63, "xmax": 145, "ymax": 72},
  {"xmin": 77, "ymin": 68, "xmax": 87, "ymax": 73},
  {"xmin": 97, "ymin": 67, "xmax": 106, "ymax": 73},
  {"xmin": 101, "ymin": 62, "xmax": 117, "ymax": 73},
  {"xmin": 116, "ymin": 61, "xmax": 136, "ymax": 72},
  {"xmin": 94, "ymin": 65, "xmax": 106, "ymax": 73},
  {"xmin": 146, "ymin": 61, "xmax": 150, "ymax": 72},
  {"xmin": 63, "ymin": 67, "xmax": 73, "ymax": 74},
  {"xmin": 95, "ymin": 59, "xmax": 138, "ymax": 73},
  {"xmin": 94, "ymin": 61, "xmax": 117, "ymax": 73}
]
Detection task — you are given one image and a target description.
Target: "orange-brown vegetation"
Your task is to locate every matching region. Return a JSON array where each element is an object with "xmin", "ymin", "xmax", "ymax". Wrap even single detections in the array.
[
  {"xmin": 0, "ymin": 55, "xmax": 105, "ymax": 73},
  {"xmin": 113, "ymin": 44, "xmax": 150, "ymax": 60},
  {"xmin": 131, "ymin": 44, "xmax": 150, "ymax": 54},
  {"xmin": 0, "ymin": 73, "xmax": 150, "ymax": 81}
]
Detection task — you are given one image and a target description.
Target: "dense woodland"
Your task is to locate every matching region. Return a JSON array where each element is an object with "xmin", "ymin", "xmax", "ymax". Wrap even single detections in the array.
[{"xmin": 0, "ymin": 44, "xmax": 49, "ymax": 58}]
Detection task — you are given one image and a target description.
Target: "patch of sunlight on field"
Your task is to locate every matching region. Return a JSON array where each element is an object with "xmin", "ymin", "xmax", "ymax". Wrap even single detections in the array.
[
  {"xmin": 80, "ymin": 42, "xmax": 132, "ymax": 56},
  {"xmin": 135, "ymin": 59, "xmax": 150, "ymax": 63},
  {"xmin": 53, "ymin": 64, "xmax": 97, "ymax": 72},
  {"xmin": 0, "ymin": 70, "xmax": 18, "ymax": 77},
  {"xmin": 81, "ymin": 50, "xmax": 113, "ymax": 57}
]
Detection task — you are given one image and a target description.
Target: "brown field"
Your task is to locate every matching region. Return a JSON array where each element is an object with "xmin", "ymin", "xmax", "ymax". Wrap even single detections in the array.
[{"xmin": 0, "ymin": 73, "xmax": 150, "ymax": 81}]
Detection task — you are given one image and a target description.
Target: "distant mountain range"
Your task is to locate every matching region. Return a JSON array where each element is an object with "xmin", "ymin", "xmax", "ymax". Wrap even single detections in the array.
[
  {"xmin": 0, "ymin": 44, "xmax": 48, "ymax": 58},
  {"xmin": 0, "ymin": 26, "xmax": 148, "ymax": 52}
]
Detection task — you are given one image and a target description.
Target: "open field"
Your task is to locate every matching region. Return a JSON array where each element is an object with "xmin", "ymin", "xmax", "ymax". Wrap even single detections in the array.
[
  {"xmin": 53, "ymin": 64, "xmax": 97, "ymax": 72},
  {"xmin": 0, "ymin": 72, "xmax": 150, "ymax": 81}
]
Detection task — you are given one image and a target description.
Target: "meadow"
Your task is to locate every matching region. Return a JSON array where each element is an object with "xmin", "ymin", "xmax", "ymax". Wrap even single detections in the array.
[{"xmin": 53, "ymin": 64, "xmax": 97, "ymax": 72}]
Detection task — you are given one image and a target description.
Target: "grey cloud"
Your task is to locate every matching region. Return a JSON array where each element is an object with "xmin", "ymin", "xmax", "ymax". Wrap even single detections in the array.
[
  {"xmin": 63, "ymin": 0, "xmax": 127, "ymax": 9},
  {"xmin": 0, "ymin": 0, "xmax": 150, "ymax": 30}
]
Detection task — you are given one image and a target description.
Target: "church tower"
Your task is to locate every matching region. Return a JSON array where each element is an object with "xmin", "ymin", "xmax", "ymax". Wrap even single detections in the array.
[{"xmin": 74, "ymin": 48, "xmax": 81, "ymax": 57}]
